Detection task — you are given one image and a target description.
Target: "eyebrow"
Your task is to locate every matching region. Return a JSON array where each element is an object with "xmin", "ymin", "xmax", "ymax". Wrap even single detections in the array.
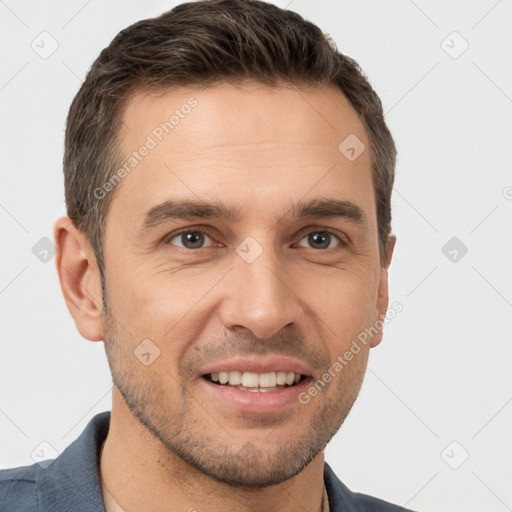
[{"xmin": 138, "ymin": 197, "xmax": 368, "ymax": 232}]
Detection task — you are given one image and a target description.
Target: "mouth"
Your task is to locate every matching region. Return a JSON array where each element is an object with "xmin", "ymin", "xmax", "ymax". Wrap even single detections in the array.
[
  {"xmin": 197, "ymin": 357, "xmax": 314, "ymax": 414},
  {"xmin": 202, "ymin": 370, "xmax": 308, "ymax": 392}
]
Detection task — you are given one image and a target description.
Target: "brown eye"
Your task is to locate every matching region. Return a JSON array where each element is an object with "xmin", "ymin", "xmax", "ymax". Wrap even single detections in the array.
[
  {"xmin": 297, "ymin": 231, "xmax": 342, "ymax": 250},
  {"xmin": 166, "ymin": 230, "xmax": 214, "ymax": 249}
]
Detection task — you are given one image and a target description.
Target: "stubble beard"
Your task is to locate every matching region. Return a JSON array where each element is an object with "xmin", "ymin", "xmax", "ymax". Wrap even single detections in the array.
[{"xmin": 101, "ymin": 305, "xmax": 365, "ymax": 488}]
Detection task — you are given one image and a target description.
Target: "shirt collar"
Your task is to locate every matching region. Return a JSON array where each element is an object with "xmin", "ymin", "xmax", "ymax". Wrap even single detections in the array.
[{"xmin": 35, "ymin": 411, "xmax": 110, "ymax": 512}]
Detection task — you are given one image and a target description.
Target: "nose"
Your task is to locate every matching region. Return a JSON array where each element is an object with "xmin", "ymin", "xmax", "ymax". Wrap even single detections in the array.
[{"xmin": 218, "ymin": 245, "xmax": 302, "ymax": 340}]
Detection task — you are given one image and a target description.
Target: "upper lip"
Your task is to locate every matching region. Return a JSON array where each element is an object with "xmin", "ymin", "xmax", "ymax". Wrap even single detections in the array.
[{"xmin": 198, "ymin": 356, "xmax": 314, "ymax": 378}]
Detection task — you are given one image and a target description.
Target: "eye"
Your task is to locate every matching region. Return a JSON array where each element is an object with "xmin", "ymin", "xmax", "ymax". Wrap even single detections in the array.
[
  {"xmin": 297, "ymin": 230, "xmax": 343, "ymax": 250},
  {"xmin": 165, "ymin": 229, "xmax": 215, "ymax": 249}
]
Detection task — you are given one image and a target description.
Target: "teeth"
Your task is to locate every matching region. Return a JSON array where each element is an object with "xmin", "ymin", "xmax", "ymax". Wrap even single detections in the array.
[
  {"xmin": 259, "ymin": 372, "xmax": 276, "ymax": 387},
  {"xmin": 208, "ymin": 371, "xmax": 302, "ymax": 388},
  {"xmin": 241, "ymin": 372, "xmax": 259, "ymax": 388},
  {"xmin": 228, "ymin": 370, "xmax": 242, "ymax": 386}
]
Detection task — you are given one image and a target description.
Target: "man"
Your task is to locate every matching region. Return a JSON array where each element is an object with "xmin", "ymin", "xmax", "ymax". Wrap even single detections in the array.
[{"xmin": 0, "ymin": 0, "xmax": 414, "ymax": 510}]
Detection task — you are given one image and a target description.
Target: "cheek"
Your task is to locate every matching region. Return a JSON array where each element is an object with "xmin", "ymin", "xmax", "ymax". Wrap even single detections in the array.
[
  {"xmin": 111, "ymin": 265, "xmax": 222, "ymax": 349},
  {"xmin": 300, "ymin": 267, "xmax": 379, "ymax": 333}
]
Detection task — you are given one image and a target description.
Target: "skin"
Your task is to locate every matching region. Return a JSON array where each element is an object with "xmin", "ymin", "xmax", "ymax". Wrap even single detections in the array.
[{"xmin": 54, "ymin": 81, "xmax": 395, "ymax": 512}]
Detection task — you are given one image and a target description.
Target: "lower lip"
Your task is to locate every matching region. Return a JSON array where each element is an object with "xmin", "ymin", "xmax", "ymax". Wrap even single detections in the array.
[{"xmin": 199, "ymin": 377, "xmax": 311, "ymax": 414}]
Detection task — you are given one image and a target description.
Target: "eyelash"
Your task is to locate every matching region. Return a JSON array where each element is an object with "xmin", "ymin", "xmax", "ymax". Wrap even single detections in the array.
[
  {"xmin": 163, "ymin": 227, "xmax": 215, "ymax": 246},
  {"xmin": 163, "ymin": 227, "xmax": 348, "ymax": 249}
]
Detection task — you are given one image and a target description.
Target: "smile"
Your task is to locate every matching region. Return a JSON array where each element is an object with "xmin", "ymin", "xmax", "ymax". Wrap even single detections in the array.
[{"xmin": 204, "ymin": 371, "xmax": 305, "ymax": 392}]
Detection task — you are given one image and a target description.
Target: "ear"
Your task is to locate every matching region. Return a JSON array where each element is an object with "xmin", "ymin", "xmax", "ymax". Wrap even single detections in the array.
[
  {"xmin": 54, "ymin": 216, "xmax": 105, "ymax": 342},
  {"xmin": 369, "ymin": 234, "xmax": 397, "ymax": 348}
]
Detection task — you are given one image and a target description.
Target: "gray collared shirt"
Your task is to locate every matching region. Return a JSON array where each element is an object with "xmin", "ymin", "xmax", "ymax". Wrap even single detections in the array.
[{"xmin": 0, "ymin": 411, "xmax": 416, "ymax": 511}]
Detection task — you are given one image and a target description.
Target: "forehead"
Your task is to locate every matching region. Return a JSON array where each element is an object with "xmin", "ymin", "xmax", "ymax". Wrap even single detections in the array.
[
  {"xmin": 122, "ymin": 81, "xmax": 365, "ymax": 146},
  {"xmin": 108, "ymin": 82, "xmax": 373, "ymax": 232}
]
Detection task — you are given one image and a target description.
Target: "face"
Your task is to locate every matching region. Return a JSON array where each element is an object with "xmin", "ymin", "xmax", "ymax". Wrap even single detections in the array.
[{"xmin": 98, "ymin": 82, "xmax": 392, "ymax": 487}]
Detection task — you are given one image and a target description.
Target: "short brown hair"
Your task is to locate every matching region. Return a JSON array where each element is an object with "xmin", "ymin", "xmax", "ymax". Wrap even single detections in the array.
[{"xmin": 64, "ymin": 0, "xmax": 396, "ymax": 284}]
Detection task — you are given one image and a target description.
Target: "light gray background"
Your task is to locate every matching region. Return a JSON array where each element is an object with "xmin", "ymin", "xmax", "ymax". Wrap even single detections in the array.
[{"xmin": 1, "ymin": 1, "xmax": 511, "ymax": 511}]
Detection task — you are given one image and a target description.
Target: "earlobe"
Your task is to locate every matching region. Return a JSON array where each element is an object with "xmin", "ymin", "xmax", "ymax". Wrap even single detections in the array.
[
  {"xmin": 54, "ymin": 216, "xmax": 105, "ymax": 342},
  {"xmin": 370, "ymin": 234, "xmax": 397, "ymax": 348}
]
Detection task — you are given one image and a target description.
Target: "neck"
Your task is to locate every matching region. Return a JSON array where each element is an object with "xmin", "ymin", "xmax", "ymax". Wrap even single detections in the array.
[{"xmin": 99, "ymin": 391, "xmax": 327, "ymax": 512}]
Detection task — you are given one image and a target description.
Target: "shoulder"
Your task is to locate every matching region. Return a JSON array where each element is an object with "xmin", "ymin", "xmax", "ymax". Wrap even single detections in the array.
[
  {"xmin": 352, "ymin": 491, "xmax": 415, "ymax": 511},
  {"xmin": 0, "ymin": 411, "xmax": 111, "ymax": 512},
  {"xmin": 324, "ymin": 463, "xmax": 418, "ymax": 512},
  {"xmin": 0, "ymin": 464, "xmax": 39, "ymax": 511}
]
